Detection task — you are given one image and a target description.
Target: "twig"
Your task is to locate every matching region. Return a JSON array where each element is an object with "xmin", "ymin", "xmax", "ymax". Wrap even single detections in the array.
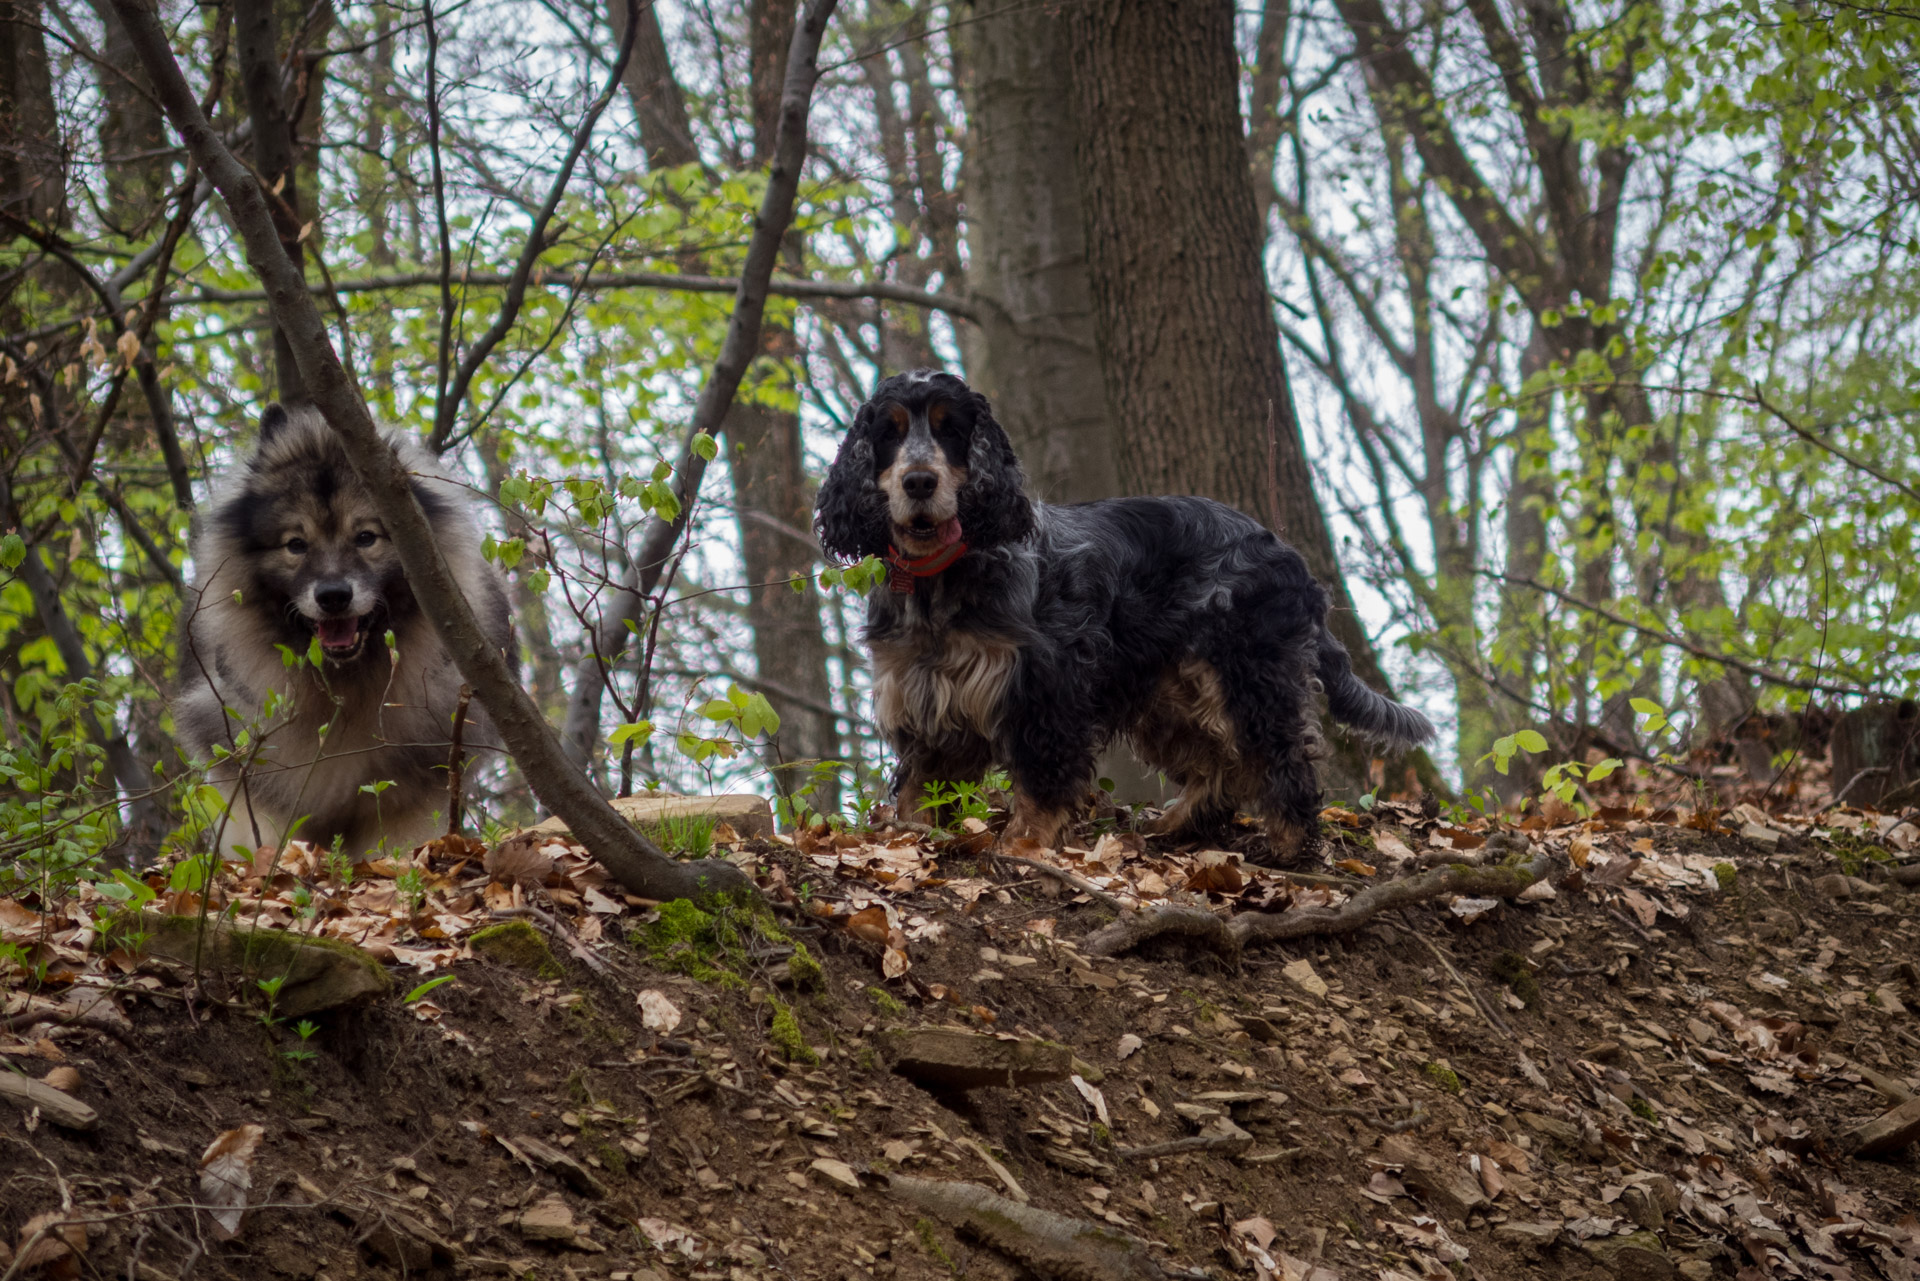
[
  {"xmin": 1821, "ymin": 766, "xmax": 1890, "ymax": 814},
  {"xmin": 1114, "ymin": 1128, "xmax": 1254, "ymax": 1160},
  {"xmin": 988, "ymin": 851, "xmax": 1128, "ymax": 911},
  {"xmin": 1404, "ymin": 924, "xmax": 1511, "ymax": 1039},
  {"xmin": 445, "ymin": 684, "xmax": 470, "ymax": 837},
  {"xmin": 1490, "ymin": 572, "xmax": 1875, "ymax": 699}
]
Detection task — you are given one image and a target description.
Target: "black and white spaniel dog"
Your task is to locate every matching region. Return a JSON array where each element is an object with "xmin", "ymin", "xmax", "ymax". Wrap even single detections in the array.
[{"xmin": 814, "ymin": 369, "xmax": 1435, "ymax": 857}]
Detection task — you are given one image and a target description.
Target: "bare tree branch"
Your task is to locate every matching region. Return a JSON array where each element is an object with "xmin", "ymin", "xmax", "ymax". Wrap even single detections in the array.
[
  {"xmin": 158, "ymin": 268, "xmax": 978, "ymax": 320},
  {"xmin": 559, "ymin": 0, "xmax": 844, "ymax": 767},
  {"xmin": 106, "ymin": 0, "xmax": 759, "ymax": 902},
  {"xmin": 426, "ymin": 0, "xmax": 639, "ymax": 451}
]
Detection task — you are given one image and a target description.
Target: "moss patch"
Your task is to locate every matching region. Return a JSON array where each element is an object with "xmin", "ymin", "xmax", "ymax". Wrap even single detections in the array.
[
  {"xmin": 1423, "ymin": 1061, "xmax": 1463, "ymax": 1094},
  {"xmin": 1489, "ymin": 950, "xmax": 1541, "ymax": 1007},
  {"xmin": 632, "ymin": 893, "xmax": 817, "ymax": 990},
  {"xmin": 1713, "ymin": 862, "xmax": 1738, "ymax": 891},
  {"xmin": 470, "ymin": 921, "xmax": 564, "ymax": 979},
  {"xmin": 767, "ymin": 997, "xmax": 819, "ymax": 1065}
]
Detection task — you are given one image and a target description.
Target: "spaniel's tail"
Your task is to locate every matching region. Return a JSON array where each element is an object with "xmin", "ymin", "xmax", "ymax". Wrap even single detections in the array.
[{"xmin": 1317, "ymin": 625, "xmax": 1437, "ymax": 749}]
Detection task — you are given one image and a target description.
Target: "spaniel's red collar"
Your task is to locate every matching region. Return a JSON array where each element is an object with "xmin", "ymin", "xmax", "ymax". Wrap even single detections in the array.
[{"xmin": 885, "ymin": 540, "xmax": 969, "ymax": 593}]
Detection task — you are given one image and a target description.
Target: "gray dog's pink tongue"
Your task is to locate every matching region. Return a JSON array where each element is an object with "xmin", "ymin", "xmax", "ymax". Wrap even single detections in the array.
[
  {"xmin": 317, "ymin": 617, "xmax": 359, "ymax": 649},
  {"xmin": 934, "ymin": 517, "xmax": 963, "ymax": 547}
]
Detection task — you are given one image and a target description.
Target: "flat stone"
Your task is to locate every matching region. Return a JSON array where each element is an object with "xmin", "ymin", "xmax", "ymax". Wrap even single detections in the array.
[
  {"xmin": 133, "ymin": 911, "xmax": 389, "ymax": 1017},
  {"xmin": 516, "ymin": 1195, "xmax": 577, "ymax": 1242},
  {"xmin": 1582, "ymin": 1230, "xmax": 1676, "ymax": 1281},
  {"xmin": 1494, "ymin": 1221, "xmax": 1561, "ymax": 1249},
  {"xmin": 526, "ymin": 793, "xmax": 774, "ymax": 840},
  {"xmin": 1842, "ymin": 1094, "xmax": 1920, "ymax": 1158},
  {"xmin": 884, "ymin": 1028, "xmax": 1073, "ymax": 1090},
  {"xmin": 1379, "ymin": 1136, "xmax": 1489, "ymax": 1220}
]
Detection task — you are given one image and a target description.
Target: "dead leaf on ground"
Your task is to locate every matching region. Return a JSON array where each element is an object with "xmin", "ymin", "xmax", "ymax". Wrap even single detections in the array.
[{"xmin": 199, "ymin": 1123, "xmax": 264, "ymax": 1240}]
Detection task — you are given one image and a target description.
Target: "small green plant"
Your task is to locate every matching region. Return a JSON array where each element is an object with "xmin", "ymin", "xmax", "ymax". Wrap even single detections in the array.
[
  {"xmin": 1489, "ymin": 951, "xmax": 1540, "ymax": 1007},
  {"xmin": 919, "ymin": 777, "xmax": 994, "ymax": 832},
  {"xmin": 1478, "ymin": 726, "xmax": 1623, "ymax": 817},
  {"xmin": 394, "ymin": 863, "xmax": 427, "ymax": 915},
  {"xmin": 646, "ymin": 812, "xmax": 717, "ymax": 859},
  {"xmin": 1423, "ymin": 1061, "xmax": 1464, "ymax": 1093},
  {"xmin": 868, "ymin": 986, "xmax": 906, "ymax": 1017},
  {"xmin": 406, "ymin": 975, "xmax": 457, "ymax": 1004},
  {"xmin": 283, "ymin": 1019, "xmax": 320, "ymax": 1064},
  {"xmin": 325, "ymin": 833, "xmax": 353, "ymax": 885}
]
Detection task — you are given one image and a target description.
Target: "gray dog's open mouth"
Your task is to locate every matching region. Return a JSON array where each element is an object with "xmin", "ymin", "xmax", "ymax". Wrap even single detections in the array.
[{"xmin": 313, "ymin": 614, "xmax": 373, "ymax": 660}]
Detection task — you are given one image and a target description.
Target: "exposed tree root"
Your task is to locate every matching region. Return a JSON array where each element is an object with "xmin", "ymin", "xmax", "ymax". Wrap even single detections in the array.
[
  {"xmin": 866, "ymin": 1171, "xmax": 1175, "ymax": 1279},
  {"xmin": 1083, "ymin": 852, "xmax": 1557, "ymax": 958},
  {"xmin": 1083, "ymin": 902, "xmax": 1240, "ymax": 963}
]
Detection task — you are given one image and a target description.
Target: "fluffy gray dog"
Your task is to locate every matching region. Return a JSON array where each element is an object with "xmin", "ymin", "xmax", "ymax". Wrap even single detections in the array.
[{"xmin": 176, "ymin": 404, "xmax": 513, "ymax": 857}]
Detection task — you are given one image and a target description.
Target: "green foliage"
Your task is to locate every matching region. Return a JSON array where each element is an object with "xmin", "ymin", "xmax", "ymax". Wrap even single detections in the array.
[{"xmin": 765, "ymin": 996, "xmax": 818, "ymax": 1065}]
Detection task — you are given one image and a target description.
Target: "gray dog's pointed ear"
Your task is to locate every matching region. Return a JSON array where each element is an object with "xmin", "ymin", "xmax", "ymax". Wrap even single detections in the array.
[{"xmin": 258, "ymin": 402, "xmax": 290, "ymax": 443}]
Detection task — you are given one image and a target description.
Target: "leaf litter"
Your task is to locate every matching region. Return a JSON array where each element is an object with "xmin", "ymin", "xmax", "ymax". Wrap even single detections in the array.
[{"xmin": 0, "ymin": 787, "xmax": 1916, "ymax": 1278}]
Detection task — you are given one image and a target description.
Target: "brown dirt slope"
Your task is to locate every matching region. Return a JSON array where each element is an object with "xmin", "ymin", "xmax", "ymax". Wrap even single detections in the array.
[{"xmin": 1, "ymin": 802, "xmax": 1918, "ymax": 1281}]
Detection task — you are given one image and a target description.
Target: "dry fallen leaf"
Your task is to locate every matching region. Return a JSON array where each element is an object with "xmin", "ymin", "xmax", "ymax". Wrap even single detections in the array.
[
  {"xmin": 199, "ymin": 1123, "xmax": 264, "ymax": 1240},
  {"xmin": 1116, "ymin": 1033, "xmax": 1143, "ymax": 1059},
  {"xmin": 485, "ymin": 833, "xmax": 554, "ymax": 887},
  {"xmin": 809, "ymin": 1157, "xmax": 860, "ymax": 1189},
  {"xmin": 41, "ymin": 1066, "xmax": 80, "ymax": 1094},
  {"xmin": 845, "ymin": 905, "xmax": 892, "ymax": 945},
  {"xmin": 636, "ymin": 989, "xmax": 683, "ymax": 1034}
]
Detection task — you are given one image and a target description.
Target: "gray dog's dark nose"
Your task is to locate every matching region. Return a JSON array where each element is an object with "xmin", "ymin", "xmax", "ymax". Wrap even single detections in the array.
[
  {"xmin": 314, "ymin": 583, "xmax": 354, "ymax": 614},
  {"xmin": 903, "ymin": 470, "xmax": 938, "ymax": 501}
]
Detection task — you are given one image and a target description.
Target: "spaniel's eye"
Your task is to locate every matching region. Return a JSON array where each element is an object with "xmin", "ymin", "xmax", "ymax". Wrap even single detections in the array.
[
  {"xmin": 286, "ymin": 537, "xmax": 308, "ymax": 555},
  {"xmin": 355, "ymin": 530, "xmax": 378, "ymax": 548},
  {"xmin": 928, "ymin": 402, "xmax": 948, "ymax": 430},
  {"xmin": 889, "ymin": 404, "xmax": 909, "ymax": 434}
]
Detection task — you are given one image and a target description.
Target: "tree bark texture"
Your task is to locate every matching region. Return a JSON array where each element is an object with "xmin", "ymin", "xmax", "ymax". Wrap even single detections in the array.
[
  {"xmin": 1064, "ymin": 0, "xmax": 1429, "ymax": 794},
  {"xmin": 0, "ymin": 0, "xmax": 66, "ymax": 224},
  {"xmin": 234, "ymin": 0, "xmax": 308, "ymax": 401},
  {"xmin": 607, "ymin": 0, "xmax": 700, "ymax": 169},
  {"xmin": 957, "ymin": 0, "xmax": 1118, "ymax": 506},
  {"xmin": 85, "ymin": 0, "xmax": 171, "ymax": 228}
]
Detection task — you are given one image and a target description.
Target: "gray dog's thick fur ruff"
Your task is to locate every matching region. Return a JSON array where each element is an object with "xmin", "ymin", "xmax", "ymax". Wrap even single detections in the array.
[{"xmin": 175, "ymin": 406, "xmax": 513, "ymax": 856}]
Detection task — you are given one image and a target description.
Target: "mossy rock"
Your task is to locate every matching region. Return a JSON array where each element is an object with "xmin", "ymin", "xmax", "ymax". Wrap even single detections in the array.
[
  {"xmin": 470, "ymin": 921, "xmax": 565, "ymax": 979},
  {"xmin": 130, "ymin": 911, "xmax": 391, "ymax": 1017}
]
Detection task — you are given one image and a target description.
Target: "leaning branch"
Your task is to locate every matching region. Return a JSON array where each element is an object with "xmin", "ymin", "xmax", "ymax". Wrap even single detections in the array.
[
  {"xmin": 559, "ymin": 0, "xmax": 843, "ymax": 765},
  {"xmin": 107, "ymin": 0, "xmax": 748, "ymax": 904},
  {"xmin": 161, "ymin": 269, "xmax": 978, "ymax": 322}
]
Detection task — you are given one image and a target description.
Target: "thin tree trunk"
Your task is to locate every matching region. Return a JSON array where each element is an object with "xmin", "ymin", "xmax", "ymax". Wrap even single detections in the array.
[
  {"xmin": 86, "ymin": 0, "xmax": 171, "ymax": 230},
  {"xmin": 0, "ymin": 0, "xmax": 66, "ymax": 225}
]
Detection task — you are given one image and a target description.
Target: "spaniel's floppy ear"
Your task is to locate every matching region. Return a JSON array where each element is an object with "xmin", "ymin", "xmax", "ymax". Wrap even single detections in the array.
[
  {"xmin": 955, "ymin": 388, "xmax": 1035, "ymax": 549},
  {"xmin": 814, "ymin": 407, "xmax": 893, "ymax": 561}
]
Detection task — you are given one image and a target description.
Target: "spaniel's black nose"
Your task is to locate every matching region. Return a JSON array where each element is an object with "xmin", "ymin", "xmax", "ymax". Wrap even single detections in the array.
[{"xmin": 903, "ymin": 470, "xmax": 938, "ymax": 501}]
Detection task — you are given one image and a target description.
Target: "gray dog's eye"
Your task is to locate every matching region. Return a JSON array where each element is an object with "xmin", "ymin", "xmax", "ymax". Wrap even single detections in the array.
[
  {"xmin": 355, "ymin": 530, "xmax": 377, "ymax": 548},
  {"xmin": 286, "ymin": 537, "xmax": 308, "ymax": 555}
]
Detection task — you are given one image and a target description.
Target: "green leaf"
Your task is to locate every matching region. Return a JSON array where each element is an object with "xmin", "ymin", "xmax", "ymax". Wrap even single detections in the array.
[
  {"xmin": 1587, "ymin": 758, "xmax": 1623, "ymax": 782},
  {"xmin": 1514, "ymin": 729, "xmax": 1550, "ymax": 754},
  {"xmin": 691, "ymin": 432, "xmax": 718, "ymax": 461},
  {"xmin": 405, "ymin": 975, "xmax": 456, "ymax": 1004},
  {"xmin": 608, "ymin": 720, "xmax": 653, "ymax": 747},
  {"xmin": 0, "ymin": 532, "xmax": 24, "ymax": 570},
  {"xmin": 1628, "ymin": 698, "xmax": 1664, "ymax": 716},
  {"xmin": 306, "ymin": 635, "xmax": 324, "ymax": 667},
  {"xmin": 698, "ymin": 698, "xmax": 737, "ymax": 722}
]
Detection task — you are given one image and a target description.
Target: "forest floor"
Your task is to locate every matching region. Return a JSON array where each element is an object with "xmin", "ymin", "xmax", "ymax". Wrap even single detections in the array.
[{"xmin": 2, "ymin": 790, "xmax": 1919, "ymax": 1281}]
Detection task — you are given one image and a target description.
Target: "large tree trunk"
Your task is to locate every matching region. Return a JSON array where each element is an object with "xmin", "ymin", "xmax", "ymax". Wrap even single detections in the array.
[
  {"xmin": 956, "ymin": 0, "xmax": 1117, "ymax": 506},
  {"xmin": 1064, "ymin": 0, "xmax": 1435, "ymax": 797}
]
